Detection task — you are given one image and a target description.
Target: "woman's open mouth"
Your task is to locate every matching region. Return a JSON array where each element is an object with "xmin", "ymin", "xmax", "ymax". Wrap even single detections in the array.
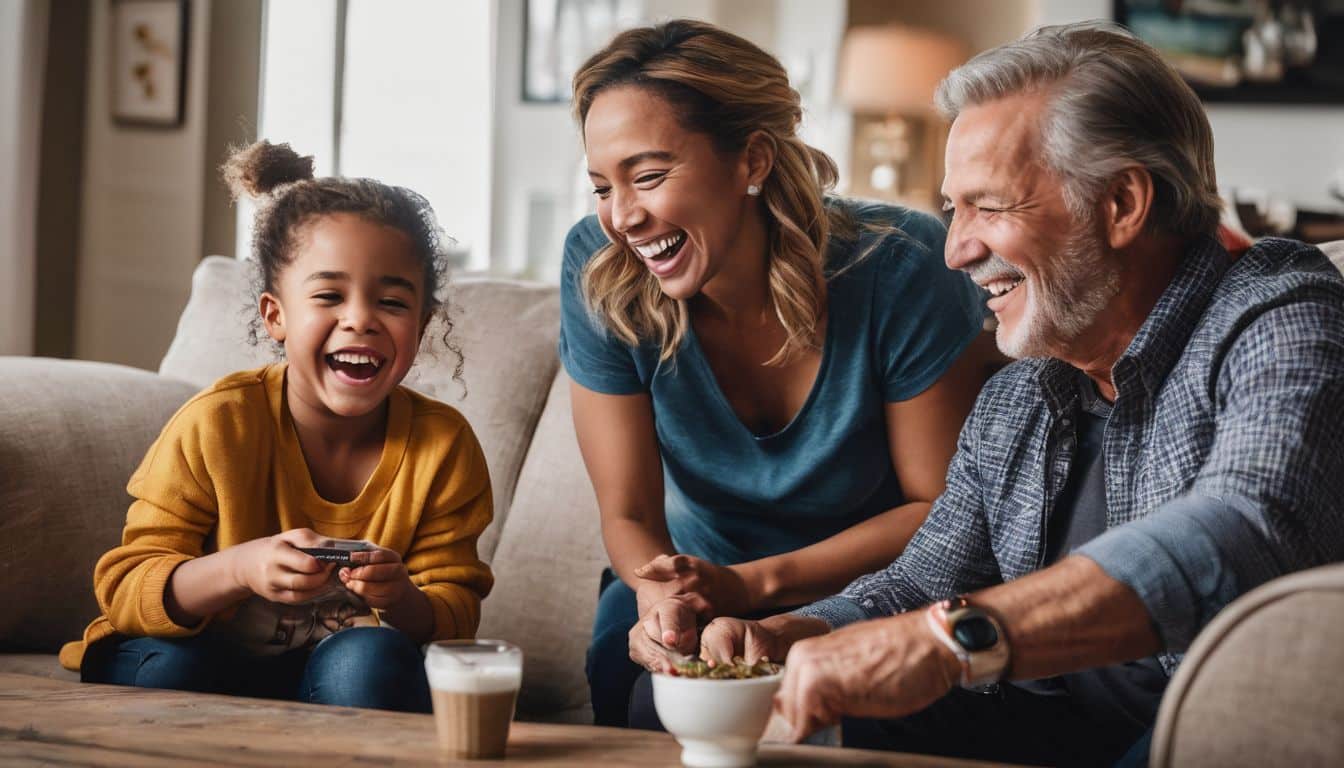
[
  {"xmin": 632, "ymin": 232, "xmax": 688, "ymax": 277},
  {"xmin": 325, "ymin": 349, "xmax": 385, "ymax": 385}
]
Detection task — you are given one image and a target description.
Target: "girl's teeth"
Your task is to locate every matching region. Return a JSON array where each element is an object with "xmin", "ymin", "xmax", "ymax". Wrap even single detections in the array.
[{"xmin": 332, "ymin": 352, "xmax": 379, "ymax": 365}]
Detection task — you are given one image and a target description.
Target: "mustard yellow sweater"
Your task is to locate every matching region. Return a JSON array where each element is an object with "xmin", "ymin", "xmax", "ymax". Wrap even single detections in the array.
[{"xmin": 60, "ymin": 364, "xmax": 494, "ymax": 670}]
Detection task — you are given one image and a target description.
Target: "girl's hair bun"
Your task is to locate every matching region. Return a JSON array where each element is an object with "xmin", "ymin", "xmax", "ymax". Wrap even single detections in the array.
[{"xmin": 222, "ymin": 140, "xmax": 315, "ymax": 200}]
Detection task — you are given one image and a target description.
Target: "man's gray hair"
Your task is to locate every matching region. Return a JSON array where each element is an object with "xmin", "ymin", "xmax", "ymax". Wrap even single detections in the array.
[{"xmin": 935, "ymin": 21, "xmax": 1221, "ymax": 237}]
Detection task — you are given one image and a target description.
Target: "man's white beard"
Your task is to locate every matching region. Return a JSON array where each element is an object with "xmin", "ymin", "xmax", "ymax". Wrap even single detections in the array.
[{"xmin": 997, "ymin": 222, "xmax": 1121, "ymax": 360}]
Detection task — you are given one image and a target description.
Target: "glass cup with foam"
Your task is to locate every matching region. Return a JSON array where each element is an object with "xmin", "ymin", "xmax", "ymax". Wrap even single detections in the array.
[{"xmin": 424, "ymin": 640, "xmax": 523, "ymax": 759}]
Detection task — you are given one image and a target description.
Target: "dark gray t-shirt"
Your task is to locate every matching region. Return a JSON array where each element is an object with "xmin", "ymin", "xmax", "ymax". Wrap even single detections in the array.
[{"xmin": 1029, "ymin": 373, "xmax": 1169, "ymax": 731}]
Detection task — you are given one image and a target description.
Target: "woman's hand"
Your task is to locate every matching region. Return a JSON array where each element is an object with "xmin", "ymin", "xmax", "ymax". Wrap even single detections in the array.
[
  {"xmin": 633, "ymin": 554, "xmax": 753, "ymax": 619},
  {"xmin": 628, "ymin": 594, "xmax": 700, "ymax": 672},
  {"xmin": 338, "ymin": 546, "xmax": 416, "ymax": 610},
  {"xmin": 229, "ymin": 528, "xmax": 336, "ymax": 605},
  {"xmin": 697, "ymin": 614, "xmax": 818, "ymax": 666}
]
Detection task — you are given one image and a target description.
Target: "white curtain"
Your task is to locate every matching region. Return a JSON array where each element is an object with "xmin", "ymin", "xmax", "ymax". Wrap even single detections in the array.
[{"xmin": 0, "ymin": 0, "xmax": 47, "ymax": 355}]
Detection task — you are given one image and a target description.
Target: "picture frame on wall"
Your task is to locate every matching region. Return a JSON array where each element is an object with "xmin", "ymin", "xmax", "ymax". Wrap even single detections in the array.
[{"xmin": 110, "ymin": 0, "xmax": 189, "ymax": 127}]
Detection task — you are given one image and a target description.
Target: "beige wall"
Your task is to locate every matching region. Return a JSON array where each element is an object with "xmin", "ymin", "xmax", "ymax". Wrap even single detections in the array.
[
  {"xmin": 73, "ymin": 0, "xmax": 259, "ymax": 371},
  {"xmin": 0, "ymin": 0, "xmax": 48, "ymax": 356}
]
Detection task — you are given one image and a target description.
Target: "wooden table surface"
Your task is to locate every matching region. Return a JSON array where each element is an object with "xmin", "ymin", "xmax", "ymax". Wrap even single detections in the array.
[{"xmin": 0, "ymin": 672, "xmax": 1006, "ymax": 767}]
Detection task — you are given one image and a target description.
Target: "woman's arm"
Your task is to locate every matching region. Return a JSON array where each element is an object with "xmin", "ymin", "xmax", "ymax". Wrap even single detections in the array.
[
  {"xmin": 571, "ymin": 382, "xmax": 674, "ymax": 587},
  {"xmin": 735, "ymin": 333, "xmax": 1001, "ymax": 609}
]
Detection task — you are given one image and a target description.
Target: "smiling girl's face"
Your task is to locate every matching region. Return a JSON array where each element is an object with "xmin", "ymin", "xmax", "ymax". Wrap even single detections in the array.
[
  {"xmin": 583, "ymin": 85, "xmax": 758, "ymax": 302},
  {"xmin": 260, "ymin": 212, "xmax": 427, "ymax": 420}
]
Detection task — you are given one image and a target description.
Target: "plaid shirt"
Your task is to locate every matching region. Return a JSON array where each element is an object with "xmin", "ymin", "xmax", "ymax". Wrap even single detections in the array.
[{"xmin": 799, "ymin": 236, "xmax": 1344, "ymax": 675}]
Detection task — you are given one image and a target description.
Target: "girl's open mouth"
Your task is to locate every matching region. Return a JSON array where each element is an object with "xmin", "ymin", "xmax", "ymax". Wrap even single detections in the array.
[{"xmin": 325, "ymin": 350, "xmax": 384, "ymax": 384}]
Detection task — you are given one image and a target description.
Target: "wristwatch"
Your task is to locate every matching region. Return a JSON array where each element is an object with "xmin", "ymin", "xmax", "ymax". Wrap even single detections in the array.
[{"xmin": 925, "ymin": 596, "xmax": 1012, "ymax": 690}]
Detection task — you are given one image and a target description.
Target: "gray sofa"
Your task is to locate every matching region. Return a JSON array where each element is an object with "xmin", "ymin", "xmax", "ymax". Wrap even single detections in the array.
[{"xmin": 3, "ymin": 249, "xmax": 1343, "ymax": 765}]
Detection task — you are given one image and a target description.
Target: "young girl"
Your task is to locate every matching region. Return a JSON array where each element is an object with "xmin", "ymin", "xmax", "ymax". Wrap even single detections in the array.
[{"xmin": 59, "ymin": 141, "xmax": 493, "ymax": 713}]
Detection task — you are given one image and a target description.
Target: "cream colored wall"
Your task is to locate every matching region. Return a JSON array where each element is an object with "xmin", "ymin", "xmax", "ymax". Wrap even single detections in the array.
[
  {"xmin": 0, "ymin": 0, "xmax": 48, "ymax": 356},
  {"xmin": 73, "ymin": 0, "xmax": 211, "ymax": 370},
  {"xmin": 74, "ymin": 0, "xmax": 259, "ymax": 371}
]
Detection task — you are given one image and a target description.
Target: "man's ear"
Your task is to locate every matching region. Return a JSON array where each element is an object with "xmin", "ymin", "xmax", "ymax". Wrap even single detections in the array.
[
  {"xmin": 1103, "ymin": 167, "xmax": 1156, "ymax": 250},
  {"xmin": 741, "ymin": 130, "xmax": 777, "ymax": 192},
  {"xmin": 259, "ymin": 292, "xmax": 286, "ymax": 343}
]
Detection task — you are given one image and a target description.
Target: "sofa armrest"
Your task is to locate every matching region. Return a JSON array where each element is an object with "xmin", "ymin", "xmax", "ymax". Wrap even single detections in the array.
[
  {"xmin": 0, "ymin": 357, "xmax": 198, "ymax": 652},
  {"xmin": 1151, "ymin": 562, "xmax": 1344, "ymax": 767}
]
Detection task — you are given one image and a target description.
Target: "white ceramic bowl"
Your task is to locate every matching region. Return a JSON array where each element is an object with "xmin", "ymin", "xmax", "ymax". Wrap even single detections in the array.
[{"xmin": 651, "ymin": 671, "xmax": 784, "ymax": 768}]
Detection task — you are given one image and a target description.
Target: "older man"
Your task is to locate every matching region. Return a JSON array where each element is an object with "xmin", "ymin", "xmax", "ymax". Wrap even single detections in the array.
[{"xmin": 632, "ymin": 22, "xmax": 1344, "ymax": 766}]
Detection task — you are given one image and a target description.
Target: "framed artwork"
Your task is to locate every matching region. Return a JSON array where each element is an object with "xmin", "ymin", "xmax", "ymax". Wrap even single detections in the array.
[
  {"xmin": 1114, "ymin": 0, "xmax": 1344, "ymax": 104},
  {"xmin": 110, "ymin": 0, "xmax": 189, "ymax": 127},
  {"xmin": 522, "ymin": 0, "xmax": 640, "ymax": 102}
]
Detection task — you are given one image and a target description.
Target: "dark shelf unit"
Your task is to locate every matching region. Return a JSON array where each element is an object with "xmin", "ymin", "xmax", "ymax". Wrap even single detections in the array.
[{"xmin": 1113, "ymin": 1, "xmax": 1344, "ymax": 106}]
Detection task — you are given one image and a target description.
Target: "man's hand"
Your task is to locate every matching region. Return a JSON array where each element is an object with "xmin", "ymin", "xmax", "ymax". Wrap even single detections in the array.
[
  {"xmin": 339, "ymin": 546, "xmax": 416, "ymax": 610},
  {"xmin": 633, "ymin": 554, "xmax": 753, "ymax": 619},
  {"xmin": 629, "ymin": 594, "xmax": 700, "ymax": 672},
  {"xmin": 229, "ymin": 528, "xmax": 336, "ymax": 604},
  {"xmin": 772, "ymin": 610, "xmax": 961, "ymax": 742}
]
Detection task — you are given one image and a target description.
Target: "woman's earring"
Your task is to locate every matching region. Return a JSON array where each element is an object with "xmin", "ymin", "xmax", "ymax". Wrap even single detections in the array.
[{"xmin": 747, "ymin": 184, "xmax": 761, "ymax": 197}]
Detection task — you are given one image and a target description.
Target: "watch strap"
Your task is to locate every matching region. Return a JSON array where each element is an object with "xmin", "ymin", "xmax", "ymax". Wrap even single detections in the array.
[{"xmin": 926, "ymin": 597, "xmax": 1012, "ymax": 689}]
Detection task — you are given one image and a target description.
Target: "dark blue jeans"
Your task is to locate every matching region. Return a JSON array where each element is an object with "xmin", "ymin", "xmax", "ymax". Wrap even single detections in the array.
[
  {"xmin": 81, "ymin": 627, "xmax": 431, "ymax": 713},
  {"xmin": 843, "ymin": 684, "xmax": 1150, "ymax": 768},
  {"xmin": 586, "ymin": 569, "xmax": 644, "ymax": 727}
]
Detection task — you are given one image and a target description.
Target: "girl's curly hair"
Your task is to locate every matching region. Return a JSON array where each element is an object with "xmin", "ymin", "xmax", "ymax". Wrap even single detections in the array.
[{"xmin": 222, "ymin": 140, "xmax": 464, "ymax": 390}]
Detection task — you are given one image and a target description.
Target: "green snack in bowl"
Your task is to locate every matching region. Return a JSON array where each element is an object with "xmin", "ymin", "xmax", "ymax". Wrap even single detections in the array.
[{"xmin": 670, "ymin": 656, "xmax": 781, "ymax": 679}]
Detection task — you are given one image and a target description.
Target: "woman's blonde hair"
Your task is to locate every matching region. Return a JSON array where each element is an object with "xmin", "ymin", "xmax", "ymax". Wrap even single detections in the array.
[{"xmin": 573, "ymin": 19, "xmax": 854, "ymax": 365}]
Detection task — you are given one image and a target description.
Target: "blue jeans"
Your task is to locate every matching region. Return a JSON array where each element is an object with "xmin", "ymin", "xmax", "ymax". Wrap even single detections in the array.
[
  {"xmin": 842, "ymin": 684, "xmax": 1150, "ymax": 768},
  {"xmin": 81, "ymin": 627, "xmax": 431, "ymax": 713},
  {"xmin": 586, "ymin": 569, "xmax": 644, "ymax": 727}
]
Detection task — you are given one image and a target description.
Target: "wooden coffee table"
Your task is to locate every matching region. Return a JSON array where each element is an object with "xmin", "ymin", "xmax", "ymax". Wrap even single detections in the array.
[{"xmin": 0, "ymin": 672, "xmax": 1006, "ymax": 766}]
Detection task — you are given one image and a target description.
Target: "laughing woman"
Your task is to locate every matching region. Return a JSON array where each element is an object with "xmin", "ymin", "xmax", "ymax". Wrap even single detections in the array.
[{"xmin": 560, "ymin": 19, "xmax": 997, "ymax": 728}]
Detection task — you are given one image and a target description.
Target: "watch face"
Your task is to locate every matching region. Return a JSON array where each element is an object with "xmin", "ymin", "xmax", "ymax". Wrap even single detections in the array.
[{"xmin": 952, "ymin": 615, "xmax": 999, "ymax": 651}]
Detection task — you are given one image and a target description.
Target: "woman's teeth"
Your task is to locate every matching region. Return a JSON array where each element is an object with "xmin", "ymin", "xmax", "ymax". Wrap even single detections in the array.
[
  {"xmin": 986, "ymin": 277, "xmax": 1023, "ymax": 298},
  {"xmin": 633, "ymin": 232, "xmax": 686, "ymax": 261}
]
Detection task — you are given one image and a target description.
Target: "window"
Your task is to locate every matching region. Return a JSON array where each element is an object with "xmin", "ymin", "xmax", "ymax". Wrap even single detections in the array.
[{"xmin": 245, "ymin": 0, "xmax": 494, "ymax": 271}]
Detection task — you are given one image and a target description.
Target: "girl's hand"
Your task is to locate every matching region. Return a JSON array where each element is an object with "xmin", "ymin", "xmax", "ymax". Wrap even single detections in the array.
[
  {"xmin": 230, "ymin": 528, "xmax": 336, "ymax": 605},
  {"xmin": 339, "ymin": 546, "xmax": 416, "ymax": 610},
  {"xmin": 634, "ymin": 554, "xmax": 752, "ymax": 620}
]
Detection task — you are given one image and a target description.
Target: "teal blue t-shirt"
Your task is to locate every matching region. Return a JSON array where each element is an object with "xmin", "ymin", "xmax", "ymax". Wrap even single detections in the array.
[{"xmin": 558, "ymin": 201, "xmax": 986, "ymax": 566}]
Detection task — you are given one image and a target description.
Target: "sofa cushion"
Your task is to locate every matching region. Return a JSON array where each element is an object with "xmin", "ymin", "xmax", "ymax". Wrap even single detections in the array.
[
  {"xmin": 477, "ymin": 370, "xmax": 606, "ymax": 723},
  {"xmin": 157, "ymin": 256, "xmax": 562, "ymax": 562},
  {"xmin": 0, "ymin": 358, "xmax": 197, "ymax": 652}
]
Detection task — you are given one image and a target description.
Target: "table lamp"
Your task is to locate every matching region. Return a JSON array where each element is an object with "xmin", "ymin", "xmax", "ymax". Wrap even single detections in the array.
[{"xmin": 837, "ymin": 26, "xmax": 967, "ymax": 199}]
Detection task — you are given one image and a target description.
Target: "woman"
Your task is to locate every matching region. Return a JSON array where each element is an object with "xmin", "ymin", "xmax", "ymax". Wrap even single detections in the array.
[{"xmin": 560, "ymin": 19, "xmax": 996, "ymax": 727}]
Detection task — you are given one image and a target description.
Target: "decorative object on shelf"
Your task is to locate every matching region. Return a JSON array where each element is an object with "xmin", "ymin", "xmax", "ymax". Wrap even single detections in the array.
[
  {"xmin": 1115, "ymin": 0, "xmax": 1344, "ymax": 104},
  {"xmin": 836, "ymin": 25, "xmax": 967, "ymax": 211},
  {"xmin": 110, "ymin": 0, "xmax": 188, "ymax": 127},
  {"xmin": 522, "ymin": 0, "xmax": 640, "ymax": 103}
]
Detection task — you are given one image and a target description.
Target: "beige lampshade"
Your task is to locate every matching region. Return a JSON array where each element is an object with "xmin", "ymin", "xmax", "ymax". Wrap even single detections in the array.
[{"xmin": 837, "ymin": 26, "xmax": 969, "ymax": 114}]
